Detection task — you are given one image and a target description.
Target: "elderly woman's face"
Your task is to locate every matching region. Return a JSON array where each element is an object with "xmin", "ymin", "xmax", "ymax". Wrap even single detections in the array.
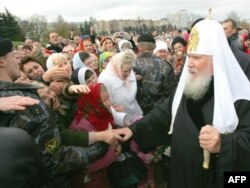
[{"xmin": 121, "ymin": 64, "xmax": 133, "ymax": 80}]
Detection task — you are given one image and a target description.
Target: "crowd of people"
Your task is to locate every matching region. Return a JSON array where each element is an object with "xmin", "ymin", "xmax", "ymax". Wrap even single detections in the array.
[{"xmin": 0, "ymin": 17, "xmax": 250, "ymax": 188}]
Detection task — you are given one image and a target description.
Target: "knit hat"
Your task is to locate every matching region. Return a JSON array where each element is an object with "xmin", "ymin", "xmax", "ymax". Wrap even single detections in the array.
[
  {"xmin": 118, "ymin": 39, "xmax": 132, "ymax": 52},
  {"xmin": 153, "ymin": 41, "xmax": 168, "ymax": 54},
  {"xmin": 137, "ymin": 34, "xmax": 155, "ymax": 44},
  {"xmin": 0, "ymin": 38, "xmax": 13, "ymax": 56}
]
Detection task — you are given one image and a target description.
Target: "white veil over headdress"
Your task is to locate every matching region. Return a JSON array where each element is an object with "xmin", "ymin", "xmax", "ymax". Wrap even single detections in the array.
[{"xmin": 169, "ymin": 19, "xmax": 250, "ymax": 134}]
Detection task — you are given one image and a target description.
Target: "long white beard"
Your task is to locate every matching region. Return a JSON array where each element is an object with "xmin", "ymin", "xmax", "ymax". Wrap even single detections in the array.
[{"xmin": 184, "ymin": 71, "xmax": 212, "ymax": 101}]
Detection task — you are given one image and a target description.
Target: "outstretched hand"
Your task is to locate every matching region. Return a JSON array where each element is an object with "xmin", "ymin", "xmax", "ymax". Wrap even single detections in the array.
[
  {"xmin": 0, "ymin": 96, "xmax": 39, "ymax": 111},
  {"xmin": 95, "ymin": 129, "xmax": 124, "ymax": 145},
  {"xmin": 68, "ymin": 84, "xmax": 90, "ymax": 94}
]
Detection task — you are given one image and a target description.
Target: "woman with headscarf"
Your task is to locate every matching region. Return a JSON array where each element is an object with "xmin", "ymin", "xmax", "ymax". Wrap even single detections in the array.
[
  {"xmin": 98, "ymin": 49, "xmax": 157, "ymax": 187},
  {"xmin": 98, "ymin": 49, "xmax": 143, "ymax": 123},
  {"xmin": 74, "ymin": 83, "xmax": 120, "ymax": 188},
  {"xmin": 99, "ymin": 51, "xmax": 113, "ymax": 73},
  {"xmin": 71, "ymin": 67, "xmax": 98, "ymax": 86}
]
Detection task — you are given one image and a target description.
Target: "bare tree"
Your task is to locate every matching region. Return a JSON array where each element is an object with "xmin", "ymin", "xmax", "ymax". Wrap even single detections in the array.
[
  {"xmin": 239, "ymin": 20, "xmax": 250, "ymax": 30},
  {"xmin": 226, "ymin": 11, "xmax": 250, "ymax": 30},
  {"xmin": 226, "ymin": 11, "xmax": 240, "ymax": 22},
  {"xmin": 50, "ymin": 15, "xmax": 71, "ymax": 39},
  {"xmin": 19, "ymin": 15, "xmax": 48, "ymax": 42}
]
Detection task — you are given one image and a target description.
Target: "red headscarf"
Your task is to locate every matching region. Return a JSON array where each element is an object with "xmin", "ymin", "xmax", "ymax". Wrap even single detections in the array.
[{"xmin": 75, "ymin": 83, "xmax": 115, "ymax": 131}]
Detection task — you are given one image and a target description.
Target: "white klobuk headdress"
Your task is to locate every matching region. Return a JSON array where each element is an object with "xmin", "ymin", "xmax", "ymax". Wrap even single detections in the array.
[{"xmin": 169, "ymin": 19, "xmax": 250, "ymax": 134}]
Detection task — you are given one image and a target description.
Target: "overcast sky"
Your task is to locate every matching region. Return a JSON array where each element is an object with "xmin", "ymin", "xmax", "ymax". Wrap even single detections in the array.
[{"xmin": 1, "ymin": 0, "xmax": 249, "ymax": 22}]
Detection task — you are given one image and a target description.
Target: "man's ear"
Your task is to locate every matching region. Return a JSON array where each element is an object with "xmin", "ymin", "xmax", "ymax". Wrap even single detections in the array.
[{"xmin": 0, "ymin": 57, "xmax": 6, "ymax": 68}]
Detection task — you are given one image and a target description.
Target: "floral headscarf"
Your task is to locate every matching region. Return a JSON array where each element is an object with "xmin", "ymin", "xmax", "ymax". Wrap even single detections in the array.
[
  {"xmin": 99, "ymin": 52, "xmax": 113, "ymax": 72},
  {"xmin": 75, "ymin": 83, "xmax": 115, "ymax": 131}
]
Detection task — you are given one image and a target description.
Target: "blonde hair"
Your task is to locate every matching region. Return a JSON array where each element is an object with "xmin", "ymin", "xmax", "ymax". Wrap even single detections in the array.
[
  {"xmin": 121, "ymin": 49, "xmax": 136, "ymax": 66},
  {"xmin": 50, "ymin": 53, "xmax": 68, "ymax": 66}
]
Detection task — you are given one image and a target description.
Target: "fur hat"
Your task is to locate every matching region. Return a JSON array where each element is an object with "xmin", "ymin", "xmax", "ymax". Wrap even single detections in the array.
[
  {"xmin": 0, "ymin": 38, "xmax": 13, "ymax": 56},
  {"xmin": 137, "ymin": 34, "xmax": 155, "ymax": 44}
]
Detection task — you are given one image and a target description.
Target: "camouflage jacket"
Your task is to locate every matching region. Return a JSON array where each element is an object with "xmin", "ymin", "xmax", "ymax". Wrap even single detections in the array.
[
  {"xmin": 134, "ymin": 52, "xmax": 177, "ymax": 114},
  {"xmin": 0, "ymin": 81, "xmax": 107, "ymax": 187}
]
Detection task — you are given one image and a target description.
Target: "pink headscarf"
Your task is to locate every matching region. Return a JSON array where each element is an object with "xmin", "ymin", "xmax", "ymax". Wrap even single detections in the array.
[{"xmin": 104, "ymin": 50, "xmax": 136, "ymax": 88}]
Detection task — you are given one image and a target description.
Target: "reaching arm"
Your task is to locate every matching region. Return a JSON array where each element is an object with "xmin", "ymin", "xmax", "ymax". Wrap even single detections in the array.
[{"xmin": 0, "ymin": 96, "xmax": 39, "ymax": 111}]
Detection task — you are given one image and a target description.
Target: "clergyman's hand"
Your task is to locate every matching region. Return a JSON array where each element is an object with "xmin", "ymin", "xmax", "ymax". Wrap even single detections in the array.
[
  {"xmin": 113, "ymin": 127, "xmax": 133, "ymax": 142},
  {"xmin": 199, "ymin": 125, "xmax": 221, "ymax": 153}
]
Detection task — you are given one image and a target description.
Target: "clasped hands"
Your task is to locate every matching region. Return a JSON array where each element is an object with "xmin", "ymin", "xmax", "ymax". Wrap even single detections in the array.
[
  {"xmin": 94, "ymin": 128, "xmax": 134, "ymax": 155},
  {"xmin": 97, "ymin": 125, "xmax": 221, "ymax": 154}
]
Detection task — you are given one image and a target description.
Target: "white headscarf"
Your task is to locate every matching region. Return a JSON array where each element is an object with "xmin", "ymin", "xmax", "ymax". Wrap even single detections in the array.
[
  {"xmin": 46, "ymin": 54, "xmax": 55, "ymax": 70},
  {"xmin": 72, "ymin": 52, "xmax": 86, "ymax": 70},
  {"xmin": 169, "ymin": 19, "xmax": 250, "ymax": 134},
  {"xmin": 118, "ymin": 39, "xmax": 132, "ymax": 52},
  {"xmin": 77, "ymin": 67, "xmax": 96, "ymax": 85},
  {"xmin": 46, "ymin": 53, "xmax": 68, "ymax": 70}
]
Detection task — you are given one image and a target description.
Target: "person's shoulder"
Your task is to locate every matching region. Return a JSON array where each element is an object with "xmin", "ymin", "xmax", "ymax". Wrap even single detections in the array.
[
  {"xmin": 232, "ymin": 49, "xmax": 250, "ymax": 65},
  {"xmin": 0, "ymin": 81, "xmax": 40, "ymax": 90},
  {"xmin": 233, "ymin": 48, "xmax": 250, "ymax": 59},
  {"xmin": 152, "ymin": 55, "xmax": 167, "ymax": 66},
  {"xmin": 97, "ymin": 71, "xmax": 109, "ymax": 81}
]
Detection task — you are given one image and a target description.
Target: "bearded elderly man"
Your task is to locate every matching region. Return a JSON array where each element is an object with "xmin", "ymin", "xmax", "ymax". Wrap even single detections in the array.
[{"xmin": 115, "ymin": 19, "xmax": 250, "ymax": 188}]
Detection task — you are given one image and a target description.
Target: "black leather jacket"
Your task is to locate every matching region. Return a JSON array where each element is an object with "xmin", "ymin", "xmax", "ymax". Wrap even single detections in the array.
[{"xmin": 0, "ymin": 81, "xmax": 107, "ymax": 187}]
